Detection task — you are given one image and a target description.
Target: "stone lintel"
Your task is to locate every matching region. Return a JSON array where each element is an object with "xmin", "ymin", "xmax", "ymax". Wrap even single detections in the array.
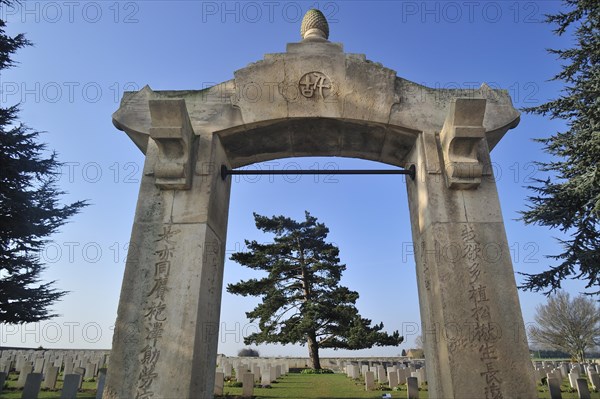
[
  {"xmin": 148, "ymin": 99, "xmax": 195, "ymax": 190},
  {"xmin": 439, "ymin": 98, "xmax": 487, "ymax": 190}
]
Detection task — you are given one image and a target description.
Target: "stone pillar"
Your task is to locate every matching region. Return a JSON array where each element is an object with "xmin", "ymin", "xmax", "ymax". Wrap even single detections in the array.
[
  {"xmin": 103, "ymin": 100, "xmax": 232, "ymax": 399},
  {"xmin": 406, "ymin": 99, "xmax": 537, "ymax": 399}
]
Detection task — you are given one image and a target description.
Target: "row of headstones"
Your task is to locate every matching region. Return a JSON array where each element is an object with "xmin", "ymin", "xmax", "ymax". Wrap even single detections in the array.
[
  {"xmin": 535, "ymin": 362, "xmax": 600, "ymax": 387},
  {"xmin": 4, "ymin": 359, "xmax": 105, "ymax": 384},
  {"xmin": 217, "ymin": 358, "xmax": 290, "ymax": 377},
  {"xmin": 534, "ymin": 361, "xmax": 599, "ymax": 378},
  {"xmin": 214, "ymin": 363, "xmax": 287, "ymax": 397},
  {"xmin": 345, "ymin": 363, "xmax": 426, "ymax": 388},
  {"xmin": 337, "ymin": 359, "xmax": 424, "ymax": 372},
  {"xmin": 0, "ymin": 349, "xmax": 109, "ymax": 365},
  {"xmin": 533, "ymin": 362, "xmax": 600, "ymax": 399},
  {"xmin": 546, "ymin": 374, "xmax": 597, "ymax": 399},
  {"xmin": 363, "ymin": 372, "xmax": 420, "ymax": 399},
  {"xmin": 0, "ymin": 349, "xmax": 109, "ymax": 380},
  {"xmin": 0, "ymin": 369, "xmax": 107, "ymax": 399}
]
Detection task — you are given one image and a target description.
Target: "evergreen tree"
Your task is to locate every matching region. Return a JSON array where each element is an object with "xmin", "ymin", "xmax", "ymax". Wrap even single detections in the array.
[
  {"xmin": 227, "ymin": 212, "xmax": 402, "ymax": 370},
  {"xmin": 521, "ymin": 0, "xmax": 600, "ymax": 295},
  {"xmin": 0, "ymin": 2, "xmax": 87, "ymax": 323}
]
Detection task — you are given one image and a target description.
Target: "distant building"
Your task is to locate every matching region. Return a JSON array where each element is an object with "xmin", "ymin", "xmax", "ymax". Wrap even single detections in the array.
[{"xmin": 406, "ymin": 349, "xmax": 424, "ymax": 359}]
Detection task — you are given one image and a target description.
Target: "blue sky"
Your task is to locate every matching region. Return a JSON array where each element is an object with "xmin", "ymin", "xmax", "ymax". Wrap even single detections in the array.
[{"xmin": 0, "ymin": 1, "xmax": 586, "ymax": 357}]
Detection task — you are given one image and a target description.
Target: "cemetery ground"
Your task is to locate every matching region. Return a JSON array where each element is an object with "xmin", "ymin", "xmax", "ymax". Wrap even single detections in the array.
[
  {"xmin": 0, "ymin": 368, "xmax": 599, "ymax": 398},
  {"xmin": 217, "ymin": 371, "xmax": 600, "ymax": 399},
  {"xmin": 0, "ymin": 374, "xmax": 95, "ymax": 398}
]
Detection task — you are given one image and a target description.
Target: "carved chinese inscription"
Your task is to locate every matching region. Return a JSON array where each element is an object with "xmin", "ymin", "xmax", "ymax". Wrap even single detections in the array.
[
  {"xmin": 299, "ymin": 72, "xmax": 332, "ymax": 99},
  {"xmin": 420, "ymin": 239, "xmax": 431, "ymax": 290},
  {"xmin": 461, "ymin": 224, "xmax": 503, "ymax": 399},
  {"xmin": 136, "ymin": 224, "xmax": 180, "ymax": 399}
]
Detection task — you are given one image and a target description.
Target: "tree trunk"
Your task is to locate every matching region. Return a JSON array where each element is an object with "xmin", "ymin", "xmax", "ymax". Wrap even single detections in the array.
[
  {"xmin": 298, "ymin": 241, "xmax": 321, "ymax": 369},
  {"xmin": 307, "ymin": 332, "xmax": 321, "ymax": 370},
  {"xmin": 578, "ymin": 349, "xmax": 585, "ymax": 363}
]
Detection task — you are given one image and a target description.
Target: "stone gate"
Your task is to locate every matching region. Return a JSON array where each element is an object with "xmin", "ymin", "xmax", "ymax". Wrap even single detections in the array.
[{"xmin": 104, "ymin": 10, "xmax": 537, "ymax": 399}]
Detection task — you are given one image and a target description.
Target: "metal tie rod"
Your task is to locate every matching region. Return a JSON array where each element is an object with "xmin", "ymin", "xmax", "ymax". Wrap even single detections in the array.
[{"xmin": 221, "ymin": 164, "xmax": 415, "ymax": 181}]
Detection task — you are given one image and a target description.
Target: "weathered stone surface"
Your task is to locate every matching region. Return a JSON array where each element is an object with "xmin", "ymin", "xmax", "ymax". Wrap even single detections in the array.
[
  {"xmin": 301, "ymin": 9, "xmax": 329, "ymax": 40},
  {"xmin": 105, "ymin": 9, "xmax": 533, "ymax": 399},
  {"xmin": 405, "ymin": 131, "xmax": 536, "ymax": 399}
]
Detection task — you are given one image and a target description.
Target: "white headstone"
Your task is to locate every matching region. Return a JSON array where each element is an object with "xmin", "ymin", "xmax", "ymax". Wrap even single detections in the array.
[
  {"xmin": 364, "ymin": 371, "xmax": 375, "ymax": 391},
  {"xmin": 214, "ymin": 371, "xmax": 224, "ymax": 396},
  {"xmin": 43, "ymin": 366, "xmax": 59, "ymax": 389},
  {"xmin": 377, "ymin": 365, "xmax": 387, "ymax": 383},
  {"xmin": 33, "ymin": 358, "xmax": 45, "ymax": 373},
  {"xmin": 17, "ymin": 364, "xmax": 33, "ymax": 388},
  {"xmin": 252, "ymin": 365, "xmax": 261, "ymax": 382},
  {"xmin": 242, "ymin": 372, "xmax": 254, "ymax": 398},
  {"xmin": 569, "ymin": 372, "xmax": 579, "ymax": 389},
  {"xmin": 388, "ymin": 369, "xmax": 399, "ymax": 388}
]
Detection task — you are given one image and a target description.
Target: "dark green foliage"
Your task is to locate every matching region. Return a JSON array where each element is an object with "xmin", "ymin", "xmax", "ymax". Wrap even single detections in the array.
[
  {"xmin": 521, "ymin": 0, "xmax": 600, "ymax": 295},
  {"xmin": 0, "ymin": 1, "xmax": 87, "ymax": 323},
  {"xmin": 227, "ymin": 212, "xmax": 403, "ymax": 369},
  {"xmin": 237, "ymin": 348, "xmax": 260, "ymax": 357}
]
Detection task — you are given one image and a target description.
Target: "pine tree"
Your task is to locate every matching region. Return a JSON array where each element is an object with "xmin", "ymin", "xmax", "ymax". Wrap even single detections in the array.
[
  {"xmin": 520, "ymin": 0, "xmax": 600, "ymax": 295},
  {"xmin": 227, "ymin": 212, "xmax": 403, "ymax": 370},
  {"xmin": 0, "ymin": 3, "xmax": 87, "ymax": 323}
]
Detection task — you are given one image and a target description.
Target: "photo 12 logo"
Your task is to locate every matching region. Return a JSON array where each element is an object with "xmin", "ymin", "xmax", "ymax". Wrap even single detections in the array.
[
  {"xmin": 399, "ymin": 2, "xmax": 541, "ymax": 24},
  {"xmin": 0, "ymin": 82, "xmax": 140, "ymax": 105},
  {"xmin": 0, "ymin": 1, "xmax": 140, "ymax": 24},
  {"xmin": 200, "ymin": 1, "xmax": 340, "ymax": 24}
]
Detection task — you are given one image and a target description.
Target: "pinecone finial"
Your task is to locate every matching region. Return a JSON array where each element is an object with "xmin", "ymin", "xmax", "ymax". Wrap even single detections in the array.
[{"xmin": 301, "ymin": 9, "xmax": 329, "ymax": 40}]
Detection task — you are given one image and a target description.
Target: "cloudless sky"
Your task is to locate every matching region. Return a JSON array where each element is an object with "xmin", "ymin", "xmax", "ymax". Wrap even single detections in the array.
[{"xmin": 0, "ymin": 1, "xmax": 587, "ymax": 357}]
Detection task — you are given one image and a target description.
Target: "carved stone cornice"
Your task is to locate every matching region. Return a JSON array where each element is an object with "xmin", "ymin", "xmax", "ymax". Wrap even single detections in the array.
[
  {"xmin": 439, "ymin": 98, "xmax": 487, "ymax": 189},
  {"xmin": 148, "ymin": 99, "xmax": 195, "ymax": 190}
]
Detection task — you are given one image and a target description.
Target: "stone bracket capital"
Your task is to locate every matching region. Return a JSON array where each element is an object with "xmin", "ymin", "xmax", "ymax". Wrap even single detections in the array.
[
  {"xmin": 439, "ymin": 98, "xmax": 487, "ymax": 190},
  {"xmin": 148, "ymin": 99, "xmax": 195, "ymax": 190}
]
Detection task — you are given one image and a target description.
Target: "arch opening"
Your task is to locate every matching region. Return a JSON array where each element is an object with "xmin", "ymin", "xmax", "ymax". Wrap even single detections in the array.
[{"xmin": 216, "ymin": 117, "xmax": 420, "ymax": 169}]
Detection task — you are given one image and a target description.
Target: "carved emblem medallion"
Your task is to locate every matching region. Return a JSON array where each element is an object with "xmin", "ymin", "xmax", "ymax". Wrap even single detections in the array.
[{"xmin": 299, "ymin": 72, "xmax": 332, "ymax": 99}]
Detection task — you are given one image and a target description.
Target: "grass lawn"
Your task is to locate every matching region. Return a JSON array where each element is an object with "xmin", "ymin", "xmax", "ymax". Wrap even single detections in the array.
[
  {"xmin": 0, "ymin": 371, "xmax": 598, "ymax": 399},
  {"xmin": 221, "ymin": 372, "xmax": 600, "ymax": 399},
  {"xmin": 221, "ymin": 373, "xmax": 427, "ymax": 399}
]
